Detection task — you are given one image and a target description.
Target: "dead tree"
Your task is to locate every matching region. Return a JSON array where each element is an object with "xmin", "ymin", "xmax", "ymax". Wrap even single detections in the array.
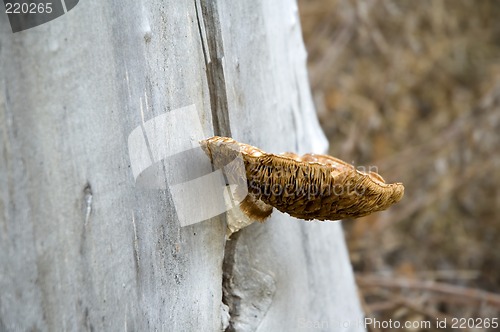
[{"xmin": 0, "ymin": 1, "xmax": 364, "ymax": 331}]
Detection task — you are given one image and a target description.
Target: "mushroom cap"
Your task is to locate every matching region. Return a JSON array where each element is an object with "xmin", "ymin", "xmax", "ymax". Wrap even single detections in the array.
[{"xmin": 200, "ymin": 136, "xmax": 404, "ymax": 221}]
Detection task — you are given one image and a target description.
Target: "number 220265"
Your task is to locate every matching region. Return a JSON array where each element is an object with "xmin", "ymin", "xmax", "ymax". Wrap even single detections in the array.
[{"xmin": 5, "ymin": 2, "xmax": 53, "ymax": 14}]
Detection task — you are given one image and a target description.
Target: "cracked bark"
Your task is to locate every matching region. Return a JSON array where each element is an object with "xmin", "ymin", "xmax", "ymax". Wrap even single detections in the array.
[
  {"xmin": 1, "ymin": 1, "xmax": 363, "ymax": 331},
  {"xmin": 1, "ymin": 1, "xmax": 225, "ymax": 330},
  {"xmin": 196, "ymin": 1, "xmax": 245, "ymax": 329},
  {"xmin": 199, "ymin": 1, "xmax": 365, "ymax": 331},
  {"xmin": 222, "ymin": 233, "xmax": 277, "ymax": 332},
  {"xmin": 196, "ymin": 0, "xmax": 232, "ymax": 138}
]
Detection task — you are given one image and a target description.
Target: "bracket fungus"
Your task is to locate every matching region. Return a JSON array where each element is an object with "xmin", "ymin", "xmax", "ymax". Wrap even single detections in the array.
[{"xmin": 200, "ymin": 136, "xmax": 404, "ymax": 235}]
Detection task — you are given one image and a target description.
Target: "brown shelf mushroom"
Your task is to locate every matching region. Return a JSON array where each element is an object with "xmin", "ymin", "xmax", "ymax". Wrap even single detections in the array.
[{"xmin": 200, "ymin": 136, "xmax": 404, "ymax": 224}]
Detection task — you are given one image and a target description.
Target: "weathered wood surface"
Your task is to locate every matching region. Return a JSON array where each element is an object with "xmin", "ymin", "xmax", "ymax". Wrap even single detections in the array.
[
  {"xmin": 0, "ymin": 1, "xmax": 364, "ymax": 331},
  {"xmin": 217, "ymin": 2, "xmax": 364, "ymax": 331}
]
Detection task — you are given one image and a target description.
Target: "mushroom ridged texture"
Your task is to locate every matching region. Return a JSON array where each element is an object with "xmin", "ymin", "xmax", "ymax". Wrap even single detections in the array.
[{"xmin": 200, "ymin": 136, "xmax": 404, "ymax": 222}]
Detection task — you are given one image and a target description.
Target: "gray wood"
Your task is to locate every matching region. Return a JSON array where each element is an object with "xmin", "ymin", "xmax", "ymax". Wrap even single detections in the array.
[
  {"xmin": 218, "ymin": 2, "xmax": 364, "ymax": 331},
  {"xmin": 0, "ymin": 0, "xmax": 364, "ymax": 331}
]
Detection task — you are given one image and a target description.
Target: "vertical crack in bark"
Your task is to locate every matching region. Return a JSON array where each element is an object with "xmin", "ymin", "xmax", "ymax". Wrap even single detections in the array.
[
  {"xmin": 195, "ymin": 2, "xmax": 279, "ymax": 330},
  {"xmin": 195, "ymin": 0, "xmax": 232, "ymax": 138},
  {"xmin": 195, "ymin": 1, "xmax": 236, "ymax": 330},
  {"xmin": 221, "ymin": 232, "xmax": 241, "ymax": 332},
  {"xmin": 221, "ymin": 232, "xmax": 277, "ymax": 332}
]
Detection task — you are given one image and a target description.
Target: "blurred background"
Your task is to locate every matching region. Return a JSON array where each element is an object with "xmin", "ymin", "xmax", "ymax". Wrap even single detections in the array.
[{"xmin": 298, "ymin": 0, "xmax": 500, "ymax": 330}]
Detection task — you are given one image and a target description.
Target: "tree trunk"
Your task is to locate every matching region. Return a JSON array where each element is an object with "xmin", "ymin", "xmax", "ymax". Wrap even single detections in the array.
[{"xmin": 0, "ymin": 1, "xmax": 364, "ymax": 331}]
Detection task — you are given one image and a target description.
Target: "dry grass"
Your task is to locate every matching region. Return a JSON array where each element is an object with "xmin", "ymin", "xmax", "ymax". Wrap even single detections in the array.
[{"xmin": 298, "ymin": 0, "xmax": 500, "ymax": 330}]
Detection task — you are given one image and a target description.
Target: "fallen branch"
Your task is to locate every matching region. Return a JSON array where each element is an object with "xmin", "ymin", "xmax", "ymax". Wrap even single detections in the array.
[{"xmin": 356, "ymin": 274, "xmax": 500, "ymax": 308}]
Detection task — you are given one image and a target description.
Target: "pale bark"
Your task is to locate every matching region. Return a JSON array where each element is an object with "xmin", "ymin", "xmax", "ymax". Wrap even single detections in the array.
[{"xmin": 0, "ymin": 1, "xmax": 364, "ymax": 331}]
